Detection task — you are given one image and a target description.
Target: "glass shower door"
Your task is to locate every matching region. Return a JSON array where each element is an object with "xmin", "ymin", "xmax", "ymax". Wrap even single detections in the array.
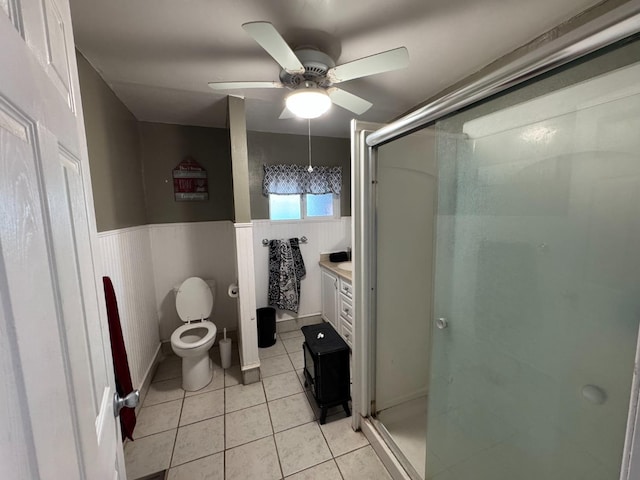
[
  {"xmin": 426, "ymin": 58, "xmax": 640, "ymax": 479},
  {"xmin": 373, "ymin": 129, "xmax": 437, "ymax": 478}
]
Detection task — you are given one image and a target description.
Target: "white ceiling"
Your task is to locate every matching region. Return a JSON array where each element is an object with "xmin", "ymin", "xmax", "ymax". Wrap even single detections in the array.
[{"xmin": 70, "ymin": 0, "xmax": 601, "ymax": 138}]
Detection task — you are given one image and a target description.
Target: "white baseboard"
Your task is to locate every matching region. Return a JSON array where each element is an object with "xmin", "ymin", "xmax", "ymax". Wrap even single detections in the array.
[
  {"xmin": 276, "ymin": 314, "xmax": 323, "ymax": 333},
  {"xmin": 135, "ymin": 343, "xmax": 162, "ymax": 414}
]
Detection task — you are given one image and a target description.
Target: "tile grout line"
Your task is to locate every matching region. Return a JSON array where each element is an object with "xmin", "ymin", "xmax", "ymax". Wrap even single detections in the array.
[
  {"xmin": 225, "ymin": 416, "xmax": 321, "ymax": 451},
  {"xmin": 148, "ymin": 329, "xmax": 369, "ymax": 479},
  {"xmin": 263, "ymin": 370, "xmax": 305, "ymax": 403},
  {"xmin": 141, "ymin": 397, "xmax": 184, "ymax": 408},
  {"xmin": 168, "ymin": 409, "xmax": 226, "ymax": 469},
  {"xmin": 149, "ymin": 372, "xmax": 181, "ymax": 384},
  {"xmin": 315, "ymin": 414, "xmax": 347, "ymax": 480},
  {"xmin": 222, "ymin": 383, "xmax": 226, "ymax": 480},
  {"xmin": 224, "ymin": 402, "xmax": 272, "ymax": 449},
  {"xmin": 260, "ymin": 352, "xmax": 296, "ymax": 379},
  {"xmin": 274, "ymin": 420, "xmax": 333, "ymax": 478},
  {"xmin": 260, "ymin": 379, "xmax": 285, "ymax": 479},
  {"xmin": 166, "ymin": 390, "xmax": 185, "ymax": 473}
]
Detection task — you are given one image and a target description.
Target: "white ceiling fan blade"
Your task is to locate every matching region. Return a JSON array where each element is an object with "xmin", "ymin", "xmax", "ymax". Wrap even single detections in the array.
[
  {"xmin": 208, "ymin": 81, "xmax": 284, "ymax": 90},
  {"xmin": 327, "ymin": 47, "xmax": 409, "ymax": 84},
  {"xmin": 328, "ymin": 88, "xmax": 373, "ymax": 115},
  {"xmin": 242, "ymin": 22, "xmax": 305, "ymax": 74},
  {"xmin": 279, "ymin": 107, "xmax": 296, "ymax": 120}
]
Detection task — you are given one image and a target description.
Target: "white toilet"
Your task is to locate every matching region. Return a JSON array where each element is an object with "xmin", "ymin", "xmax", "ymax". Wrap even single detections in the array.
[{"xmin": 171, "ymin": 277, "xmax": 218, "ymax": 391}]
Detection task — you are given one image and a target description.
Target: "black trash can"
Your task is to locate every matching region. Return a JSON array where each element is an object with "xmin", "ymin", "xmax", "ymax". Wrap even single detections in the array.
[{"xmin": 257, "ymin": 307, "xmax": 276, "ymax": 348}]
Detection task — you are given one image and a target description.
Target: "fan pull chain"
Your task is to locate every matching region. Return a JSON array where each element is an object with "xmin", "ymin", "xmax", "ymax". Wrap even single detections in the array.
[{"xmin": 307, "ymin": 119, "xmax": 313, "ymax": 173}]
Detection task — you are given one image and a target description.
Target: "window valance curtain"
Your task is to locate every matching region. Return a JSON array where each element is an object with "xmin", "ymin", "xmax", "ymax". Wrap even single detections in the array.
[{"xmin": 262, "ymin": 164, "xmax": 342, "ymax": 195}]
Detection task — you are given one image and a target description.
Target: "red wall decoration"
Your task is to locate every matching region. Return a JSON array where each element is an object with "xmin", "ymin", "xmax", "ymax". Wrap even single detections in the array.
[{"xmin": 173, "ymin": 157, "xmax": 208, "ymax": 201}]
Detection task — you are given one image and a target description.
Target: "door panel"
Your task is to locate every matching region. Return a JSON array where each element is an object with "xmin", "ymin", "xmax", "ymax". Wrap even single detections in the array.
[
  {"xmin": 0, "ymin": 96, "xmax": 82, "ymax": 480},
  {"xmin": 1, "ymin": 1, "xmax": 120, "ymax": 478},
  {"xmin": 321, "ymin": 269, "xmax": 338, "ymax": 329},
  {"xmin": 41, "ymin": 0, "xmax": 73, "ymax": 107}
]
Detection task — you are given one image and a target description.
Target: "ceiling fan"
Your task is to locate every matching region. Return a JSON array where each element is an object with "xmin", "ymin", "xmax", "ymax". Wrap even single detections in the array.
[{"xmin": 208, "ymin": 22, "xmax": 409, "ymax": 119}]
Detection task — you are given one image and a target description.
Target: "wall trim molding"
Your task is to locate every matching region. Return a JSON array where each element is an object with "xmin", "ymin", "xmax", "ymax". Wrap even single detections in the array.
[
  {"xmin": 233, "ymin": 222, "xmax": 259, "ymax": 370},
  {"xmin": 148, "ymin": 220, "xmax": 233, "ymax": 230},
  {"xmin": 98, "ymin": 220, "xmax": 236, "ymax": 237},
  {"xmin": 97, "ymin": 224, "xmax": 149, "ymax": 237},
  {"xmin": 252, "ymin": 216, "xmax": 351, "ymax": 226}
]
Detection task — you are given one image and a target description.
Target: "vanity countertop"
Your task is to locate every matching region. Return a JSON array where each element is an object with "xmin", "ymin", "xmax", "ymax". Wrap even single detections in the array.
[{"xmin": 318, "ymin": 254, "xmax": 352, "ymax": 282}]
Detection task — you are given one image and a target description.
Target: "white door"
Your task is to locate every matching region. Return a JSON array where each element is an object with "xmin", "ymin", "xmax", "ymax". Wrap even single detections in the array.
[{"xmin": 0, "ymin": 1, "xmax": 122, "ymax": 479}]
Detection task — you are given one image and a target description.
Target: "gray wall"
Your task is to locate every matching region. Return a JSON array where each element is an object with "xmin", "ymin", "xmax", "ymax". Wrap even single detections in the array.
[
  {"xmin": 139, "ymin": 122, "xmax": 234, "ymax": 224},
  {"xmin": 79, "ymin": 53, "xmax": 350, "ymax": 227},
  {"xmin": 248, "ymin": 131, "xmax": 351, "ymax": 219},
  {"xmin": 77, "ymin": 53, "xmax": 147, "ymax": 231}
]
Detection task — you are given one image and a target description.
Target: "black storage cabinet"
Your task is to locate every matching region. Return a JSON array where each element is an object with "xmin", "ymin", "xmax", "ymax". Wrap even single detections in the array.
[
  {"xmin": 302, "ymin": 323, "xmax": 351, "ymax": 424},
  {"xmin": 257, "ymin": 307, "xmax": 276, "ymax": 348}
]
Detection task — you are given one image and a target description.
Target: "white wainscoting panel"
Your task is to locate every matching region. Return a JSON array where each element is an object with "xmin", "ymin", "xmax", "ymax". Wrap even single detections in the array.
[
  {"xmin": 234, "ymin": 223, "xmax": 259, "ymax": 370},
  {"xmin": 253, "ymin": 217, "xmax": 351, "ymax": 321},
  {"xmin": 149, "ymin": 221, "xmax": 238, "ymax": 341},
  {"xmin": 98, "ymin": 226, "xmax": 160, "ymax": 388}
]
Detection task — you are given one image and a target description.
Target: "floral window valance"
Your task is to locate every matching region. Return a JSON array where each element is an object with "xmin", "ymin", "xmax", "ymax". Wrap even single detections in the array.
[{"xmin": 262, "ymin": 164, "xmax": 342, "ymax": 195}]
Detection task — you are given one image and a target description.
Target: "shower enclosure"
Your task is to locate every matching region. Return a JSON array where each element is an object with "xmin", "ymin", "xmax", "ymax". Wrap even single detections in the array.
[{"xmin": 355, "ymin": 7, "xmax": 640, "ymax": 480}]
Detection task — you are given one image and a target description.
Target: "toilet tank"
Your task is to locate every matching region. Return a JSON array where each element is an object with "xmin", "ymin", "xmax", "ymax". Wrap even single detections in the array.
[{"xmin": 173, "ymin": 278, "xmax": 216, "ymax": 308}]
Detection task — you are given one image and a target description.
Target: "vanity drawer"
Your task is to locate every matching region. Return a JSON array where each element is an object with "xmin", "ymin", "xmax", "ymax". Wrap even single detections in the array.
[
  {"xmin": 341, "ymin": 320, "xmax": 353, "ymax": 349},
  {"xmin": 339, "ymin": 278, "xmax": 352, "ymax": 299},
  {"xmin": 339, "ymin": 294, "xmax": 353, "ymax": 325}
]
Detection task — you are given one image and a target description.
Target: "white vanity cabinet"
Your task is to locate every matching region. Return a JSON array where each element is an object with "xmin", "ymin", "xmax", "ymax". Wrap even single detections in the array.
[
  {"xmin": 320, "ymin": 268, "xmax": 339, "ymax": 329},
  {"xmin": 338, "ymin": 278, "xmax": 354, "ymax": 348},
  {"xmin": 320, "ymin": 265, "xmax": 354, "ymax": 349}
]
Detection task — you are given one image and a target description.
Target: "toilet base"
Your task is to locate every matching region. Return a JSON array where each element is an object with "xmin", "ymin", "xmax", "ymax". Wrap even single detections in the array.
[{"xmin": 181, "ymin": 354, "xmax": 213, "ymax": 391}]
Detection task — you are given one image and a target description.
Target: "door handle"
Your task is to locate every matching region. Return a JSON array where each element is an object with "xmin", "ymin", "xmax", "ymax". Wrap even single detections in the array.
[
  {"xmin": 113, "ymin": 390, "xmax": 140, "ymax": 417},
  {"xmin": 436, "ymin": 317, "xmax": 448, "ymax": 330}
]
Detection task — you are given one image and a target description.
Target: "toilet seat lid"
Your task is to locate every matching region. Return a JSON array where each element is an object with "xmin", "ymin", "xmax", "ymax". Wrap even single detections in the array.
[{"xmin": 176, "ymin": 277, "xmax": 213, "ymax": 322}]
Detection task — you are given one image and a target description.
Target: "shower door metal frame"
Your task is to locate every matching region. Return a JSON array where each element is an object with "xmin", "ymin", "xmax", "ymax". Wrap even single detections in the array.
[
  {"xmin": 353, "ymin": 120, "xmax": 422, "ymax": 479},
  {"xmin": 367, "ymin": 2, "xmax": 640, "ymax": 148},
  {"xmin": 350, "ymin": 120, "xmax": 383, "ymax": 430},
  {"xmin": 357, "ymin": 2, "xmax": 640, "ymax": 479}
]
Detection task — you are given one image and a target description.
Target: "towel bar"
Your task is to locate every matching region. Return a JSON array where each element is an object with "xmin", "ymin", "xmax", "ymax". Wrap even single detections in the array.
[{"xmin": 262, "ymin": 236, "xmax": 308, "ymax": 246}]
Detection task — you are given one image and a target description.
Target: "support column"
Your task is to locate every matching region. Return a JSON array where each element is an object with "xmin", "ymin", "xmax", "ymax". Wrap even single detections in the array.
[{"xmin": 228, "ymin": 96, "xmax": 260, "ymax": 383}]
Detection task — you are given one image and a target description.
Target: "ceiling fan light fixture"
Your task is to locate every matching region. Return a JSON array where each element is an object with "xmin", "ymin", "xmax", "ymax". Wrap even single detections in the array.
[{"xmin": 285, "ymin": 84, "xmax": 331, "ymax": 119}]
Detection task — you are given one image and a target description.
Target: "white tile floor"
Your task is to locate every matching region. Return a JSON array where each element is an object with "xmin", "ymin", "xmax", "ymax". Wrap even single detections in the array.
[{"xmin": 125, "ymin": 329, "xmax": 391, "ymax": 480}]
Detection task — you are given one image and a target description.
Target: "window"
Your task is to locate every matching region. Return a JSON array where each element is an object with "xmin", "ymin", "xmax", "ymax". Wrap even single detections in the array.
[
  {"xmin": 269, "ymin": 194, "xmax": 301, "ymax": 221},
  {"xmin": 269, "ymin": 193, "xmax": 339, "ymax": 221},
  {"xmin": 263, "ymin": 164, "xmax": 342, "ymax": 220},
  {"xmin": 306, "ymin": 193, "xmax": 334, "ymax": 217}
]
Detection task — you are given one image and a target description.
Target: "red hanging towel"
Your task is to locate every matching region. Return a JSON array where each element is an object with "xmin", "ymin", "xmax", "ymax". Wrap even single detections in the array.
[{"xmin": 103, "ymin": 276, "xmax": 136, "ymax": 441}]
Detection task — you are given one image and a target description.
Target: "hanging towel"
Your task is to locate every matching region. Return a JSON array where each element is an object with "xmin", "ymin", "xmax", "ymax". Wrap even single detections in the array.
[
  {"xmin": 268, "ymin": 238, "xmax": 306, "ymax": 313},
  {"xmin": 103, "ymin": 276, "xmax": 136, "ymax": 441},
  {"xmin": 290, "ymin": 237, "xmax": 306, "ymax": 306}
]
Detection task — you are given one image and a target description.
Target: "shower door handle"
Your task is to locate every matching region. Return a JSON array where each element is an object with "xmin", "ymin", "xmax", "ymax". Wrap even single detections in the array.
[{"xmin": 436, "ymin": 317, "xmax": 448, "ymax": 330}]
